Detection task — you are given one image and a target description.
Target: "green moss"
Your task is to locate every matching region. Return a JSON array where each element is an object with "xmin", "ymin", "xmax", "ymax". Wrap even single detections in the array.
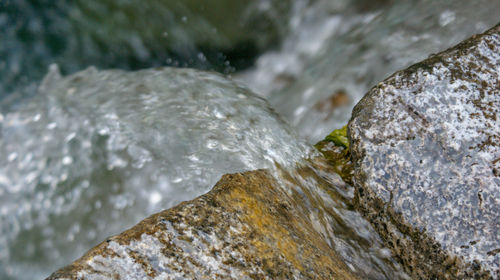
[
  {"xmin": 324, "ymin": 125, "xmax": 349, "ymax": 149},
  {"xmin": 314, "ymin": 124, "xmax": 355, "ymax": 184}
]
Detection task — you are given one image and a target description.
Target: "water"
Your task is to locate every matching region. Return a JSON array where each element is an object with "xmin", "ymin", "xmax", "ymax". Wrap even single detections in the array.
[
  {"xmin": 0, "ymin": 66, "xmax": 312, "ymax": 278},
  {"xmin": 0, "ymin": 0, "xmax": 292, "ymax": 97},
  {"xmin": 276, "ymin": 160, "xmax": 409, "ymax": 279},
  {"xmin": 1, "ymin": 0, "xmax": 499, "ymax": 279},
  {"xmin": 0, "ymin": 65, "xmax": 407, "ymax": 279},
  {"xmin": 237, "ymin": 0, "xmax": 500, "ymax": 142}
]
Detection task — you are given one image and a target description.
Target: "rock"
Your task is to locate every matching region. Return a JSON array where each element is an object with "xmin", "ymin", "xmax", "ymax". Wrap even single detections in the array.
[
  {"xmin": 349, "ymin": 24, "xmax": 499, "ymax": 278},
  {"xmin": 45, "ymin": 155, "xmax": 412, "ymax": 279},
  {"xmin": 46, "ymin": 170, "xmax": 358, "ymax": 279}
]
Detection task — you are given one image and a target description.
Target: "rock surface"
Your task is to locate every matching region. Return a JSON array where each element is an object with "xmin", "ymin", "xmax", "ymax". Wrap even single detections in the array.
[
  {"xmin": 46, "ymin": 170, "xmax": 358, "ymax": 280},
  {"xmin": 349, "ymin": 24, "xmax": 499, "ymax": 278},
  {"xmin": 45, "ymin": 157, "xmax": 411, "ymax": 279}
]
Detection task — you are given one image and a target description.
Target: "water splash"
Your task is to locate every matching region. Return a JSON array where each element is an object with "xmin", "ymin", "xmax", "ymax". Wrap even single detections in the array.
[{"xmin": 0, "ymin": 66, "xmax": 312, "ymax": 279}]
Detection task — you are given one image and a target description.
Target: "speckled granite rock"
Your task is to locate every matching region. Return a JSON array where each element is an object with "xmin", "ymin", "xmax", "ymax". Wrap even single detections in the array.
[
  {"xmin": 46, "ymin": 170, "xmax": 358, "ymax": 280},
  {"xmin": 349, "ymin": 24, "xmax": 499, "ymax": 279}
]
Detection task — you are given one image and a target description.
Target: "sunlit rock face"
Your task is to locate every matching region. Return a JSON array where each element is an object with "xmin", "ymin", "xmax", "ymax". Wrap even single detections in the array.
[
  {"xmin": 46, "ymin": 163, "xmax": 409, "ymax": 279},
  {"xmin": 349, "ymin": 24, "xmax": 499, "ymax": 278},
  {"xmin": 238, "ymin": 0, "xmax": 500, "ymax": 142},
  {"xmin": 0, "ymin": 67, "xmax": 312, "ymax": 279}
]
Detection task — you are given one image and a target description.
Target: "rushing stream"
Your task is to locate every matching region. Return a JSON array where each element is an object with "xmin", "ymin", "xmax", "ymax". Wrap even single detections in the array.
[
  {"xmin": 0, "ymin": 66, "xmax": 313, "ymax": 278},
  {"xmin": 237, "ymin": 0, "xmax": 500, "ymax": 142},
  {"xmin": 1, "ymin": 0, "xmax": 499, "ymax": 279}
]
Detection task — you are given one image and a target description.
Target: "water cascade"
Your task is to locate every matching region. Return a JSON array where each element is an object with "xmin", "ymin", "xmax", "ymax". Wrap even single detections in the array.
[{"xmin": 0, "ymin": 0, "xmax": 499, "ymax": 279}]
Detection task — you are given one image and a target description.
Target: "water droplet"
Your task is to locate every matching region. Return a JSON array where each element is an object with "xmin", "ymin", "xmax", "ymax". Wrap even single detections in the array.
[
  {"xmin": 149, "ymin": 191, "xmax": 162, "ymax": 205},
  {"xmin": 188, "ymin": 154, "xmax": 199, "ymax": 162},
  {"xmin": 47, "ymin": 122, "xmax": 57, "ymax": 130},
  {"xmin": 107, "ymin": 154, "xmax": 128, "ymax": 169},
  {"xmin": 8, "ymin": 152, "xmax": 17, "ymax": 161},
  {"xmin": 439, "ymin": 10, "xmax": 456, "ymax": 26},
  {"xmin": 214, "ymin": 110, "xmax": 225, "ymax": 119},
  {"xmin": 62, "ymin": 156, "xmax": 73, "ymax": 165},
  {"xmin": 206, "ymin": 139, "xmax": 218, "ymax": 149},
  {"xmin": 25, "ymin": 172, "xmax": 37, "ymax": 184},
  {"xmin": 172, "ymin": 177, "xmax": 183, "ymax": 183},
  {"xmin": 65, "ymin": 132, "xmax": 76, "ymax": 142},
  {"xmin": 67, "ymin": 87, "xmax": 76, "ymax": 95},
  {"xmin": 60, "ymin": 173, "xmax": 68, "ymax": 182},
  {"xmin": 98, "ymin": 126, "xmax": 110, "ymax": 135}
]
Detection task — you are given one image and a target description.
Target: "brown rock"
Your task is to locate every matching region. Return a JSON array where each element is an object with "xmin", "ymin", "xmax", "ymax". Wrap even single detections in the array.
[{"xmin": 46, "ymin": 170, "xmax": 358, "ymax": 279}]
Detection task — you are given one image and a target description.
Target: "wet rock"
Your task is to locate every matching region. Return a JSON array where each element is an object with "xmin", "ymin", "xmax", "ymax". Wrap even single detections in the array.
[
  {"xmin": 46, "ymin": 170, "xmax": 358, "ymax": 279},
  {"xmin": 349, "ymin": 24, "xmax": 499, "ymax": 278}
]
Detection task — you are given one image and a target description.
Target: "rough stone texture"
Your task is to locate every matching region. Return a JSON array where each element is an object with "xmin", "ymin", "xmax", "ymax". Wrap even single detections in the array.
[
  {"xmin": 46, "ymin": 170, "xmax": 358, "ymax": 280},
  {"xmin": 349, "ymin": 24, "xmax": 499, "ymax": 279}
]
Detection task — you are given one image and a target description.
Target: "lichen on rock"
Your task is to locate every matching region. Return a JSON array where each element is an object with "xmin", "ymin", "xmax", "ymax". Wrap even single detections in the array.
[
  {"xmin": 349, "ymin": 23, "xmax": 500, "ymax": 279},
  {"xmin": 46, "ymin": 170, "xmax": 359, "ymax": 280}
]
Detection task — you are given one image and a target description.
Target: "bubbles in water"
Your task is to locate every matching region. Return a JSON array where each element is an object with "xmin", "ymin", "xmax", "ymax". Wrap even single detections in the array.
[
  {"xmin": 439, "ymin": 10, "xmax": 456, "ymax": 27},
  {"xmin": 0, "ymin": 66, "xmax": 312, "ymax": 279}
]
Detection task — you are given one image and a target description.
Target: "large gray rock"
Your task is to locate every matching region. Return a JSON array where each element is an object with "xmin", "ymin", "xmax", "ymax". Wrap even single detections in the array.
[{"xmin": 349, "ymin": 24, "xmax": 499, "ymax": 278}]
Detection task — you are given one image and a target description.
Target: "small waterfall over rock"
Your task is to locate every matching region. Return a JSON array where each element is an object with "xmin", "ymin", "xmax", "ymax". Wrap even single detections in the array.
[
  {"xmin": 0, "ymin": 0, "xmax": 499, "ymax": 279},
  {"xmin": 0, "ymin": 66, "xmax": 312, "ymax": 278}
]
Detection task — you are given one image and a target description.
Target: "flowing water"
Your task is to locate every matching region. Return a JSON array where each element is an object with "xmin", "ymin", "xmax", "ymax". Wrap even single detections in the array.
[
  {"xmin": 0, "ymin": 66, "xmax": 313, "ymax": 278},
  {"xmin": 237, "ymin": 0, "xmax": 500, "ymax": 142},
  {"xmin": 274, "ymin": 160, "xmax": 410, "ymax": 279},
  {"xmin": 1, "ymin": 0, "xmax": 499, "ymax": 279}
]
